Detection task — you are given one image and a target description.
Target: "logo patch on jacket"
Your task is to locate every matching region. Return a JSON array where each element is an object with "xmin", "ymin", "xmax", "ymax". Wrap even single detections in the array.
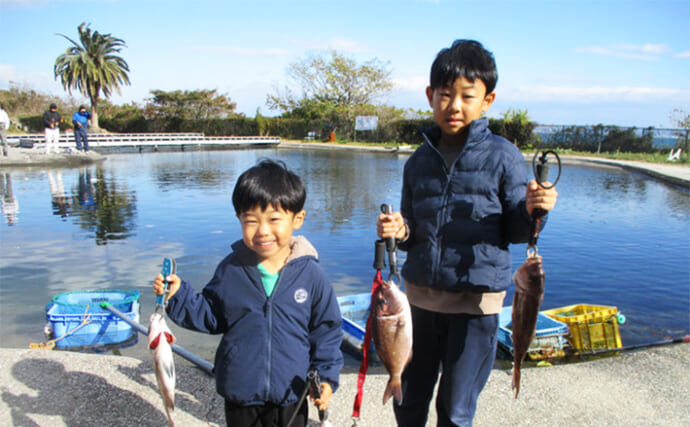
[{"xmin": 294, "ymin": 288, "xmax": 308, "ymax": 303}]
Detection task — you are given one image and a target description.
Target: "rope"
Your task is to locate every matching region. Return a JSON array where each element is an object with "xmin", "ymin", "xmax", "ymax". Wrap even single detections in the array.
[
  {"xmin": 351, "ymin": 270, "xmax": 383, "ymax": 425},
  {"xmin": 29, "ymin": 305, "xmax": 93, "ymax": 350}
]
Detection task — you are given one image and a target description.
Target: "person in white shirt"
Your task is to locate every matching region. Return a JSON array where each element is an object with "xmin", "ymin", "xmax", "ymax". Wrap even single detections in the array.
[{"xmin": 0, "ymin": 103, "xmax": 10, "ymax": 156}]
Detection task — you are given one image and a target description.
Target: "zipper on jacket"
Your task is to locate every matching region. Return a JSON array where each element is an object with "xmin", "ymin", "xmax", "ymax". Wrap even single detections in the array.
[{"xmin": 264, "ymin": 295, "xmax": 273, "ymax": 399}]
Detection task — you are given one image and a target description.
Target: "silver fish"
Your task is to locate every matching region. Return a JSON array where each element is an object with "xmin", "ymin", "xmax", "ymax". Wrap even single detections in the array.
[
  {"xmin": 372, "ymin": 280, "xmax": 413, "ymax": 405},
  {"xmin": 149, "ymin": 312, "xmax": 176, "ymax": 426},
  {"xmin": 511, "ymin": 255, "xmax": 545, "ymax": 398}
]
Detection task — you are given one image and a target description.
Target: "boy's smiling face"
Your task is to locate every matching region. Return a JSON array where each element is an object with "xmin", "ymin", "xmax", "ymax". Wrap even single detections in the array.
[
  {"xmin": 426, "ymin": 76, "xmax": 496, "ymax": 143},
  {"xmin": 239, "ymin": 204, "xmax": 305, "ymax": 271}
]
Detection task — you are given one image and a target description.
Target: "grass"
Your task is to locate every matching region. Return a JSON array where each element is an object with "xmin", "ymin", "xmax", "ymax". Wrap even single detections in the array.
[
  {"xmin": 543, "ymin": 149, "xmax": 688, "ymax": 165},
  {"xmin": 301, "ymin": 139, "xmax": 689, "ymax": 165}
]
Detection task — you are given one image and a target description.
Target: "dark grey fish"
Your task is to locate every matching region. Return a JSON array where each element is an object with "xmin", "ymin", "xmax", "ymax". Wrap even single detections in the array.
[{"xmin": 511, "ymin": 255, "xmax": 545, "ymax": 398}]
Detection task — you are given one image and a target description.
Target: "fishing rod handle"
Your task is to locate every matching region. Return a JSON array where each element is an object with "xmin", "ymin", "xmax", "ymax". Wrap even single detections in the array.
[{"xmin": 156, "ymin": 258, "xmax": 176, "ymax": 308}]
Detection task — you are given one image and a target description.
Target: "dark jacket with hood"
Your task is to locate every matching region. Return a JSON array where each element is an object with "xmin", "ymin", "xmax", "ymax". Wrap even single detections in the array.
[
  {"xmin": 399, "ymin": 118, "xmax": 543, "ymax": 298},
  {"xmin": 165, "ymin": 235, "xmax": 343, "ymax": 406}
]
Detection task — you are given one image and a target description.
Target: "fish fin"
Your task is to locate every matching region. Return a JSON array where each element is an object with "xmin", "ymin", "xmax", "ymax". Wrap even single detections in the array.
[
  {"xmin": 512, "ymin": 367, "xmax": 521, "ymax": 399},
  {"xmin": 164, "ymin": 331, "xmax": 176, "ymax": 344},
  {"xmin": 382, "ymin": 377, "xmax": 403, "ymax": 405},
  {"xmin": 149, "ymin": 334, "xmax": 161, "ymax": 350}
]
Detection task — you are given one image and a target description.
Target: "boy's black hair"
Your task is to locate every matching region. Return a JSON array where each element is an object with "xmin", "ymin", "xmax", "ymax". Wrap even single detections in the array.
[
  {"xmin": 429, "ymin": 39, "xmax": 498, "ymax": 94},
  {"xmin": 232, "ymin": 159, "xmax": 306, "ymax": 215}
]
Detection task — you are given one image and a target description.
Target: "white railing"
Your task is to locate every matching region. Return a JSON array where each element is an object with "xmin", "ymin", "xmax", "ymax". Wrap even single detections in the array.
[{"xmin": 7, "ymin": 133, "xmax": 280, "ymax": 148}]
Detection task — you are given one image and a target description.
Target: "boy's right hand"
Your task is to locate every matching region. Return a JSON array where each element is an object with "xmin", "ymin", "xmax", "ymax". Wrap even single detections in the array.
[
  {"xmin": 152, "ymin": 273, "xmax": 181, "ymax": 299},
  {"xmin": 377, "ymin": 211, "xmax": 407, "ymax": 240}
]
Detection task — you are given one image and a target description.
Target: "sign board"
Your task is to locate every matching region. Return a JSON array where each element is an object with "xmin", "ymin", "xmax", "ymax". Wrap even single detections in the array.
[{"xmin": 355, "ymin": 116, "xmax": 378, "ymax": 131}]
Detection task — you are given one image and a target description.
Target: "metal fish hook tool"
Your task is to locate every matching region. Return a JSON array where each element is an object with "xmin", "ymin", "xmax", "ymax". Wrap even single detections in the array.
[
  {"xmin": 380, "ymin": 204, "xmax": 402, "ymax": 285},
  {"xmin": 527, "ymin": 150, "xmax": 561, "ymax": 257},
  {"xmin": 155, "ymin": 258, "xmax": 176, "ymax": 313}
]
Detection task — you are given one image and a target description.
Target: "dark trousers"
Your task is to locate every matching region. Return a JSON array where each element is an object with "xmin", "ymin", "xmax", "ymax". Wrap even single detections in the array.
[
  {"xmin": 393, "ymin": 306, "xmax": 498, "ymax": 427},
  {"xmin": 224, "ymin": 399, "xmax": 307, "ymax": 427},
  {"xmin": 74, "ymin": 127, "xmax": 89, "ymax": 151}
]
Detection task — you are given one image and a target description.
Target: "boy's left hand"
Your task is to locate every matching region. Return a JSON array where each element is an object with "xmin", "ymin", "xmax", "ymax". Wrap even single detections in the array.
[
  {"xmin": 526, "ymin": 179, "xmax": 558, "ymax": 215},
  {"xmin": 311, "ymin": 382, "xmax": 333, "ymax": 411}
]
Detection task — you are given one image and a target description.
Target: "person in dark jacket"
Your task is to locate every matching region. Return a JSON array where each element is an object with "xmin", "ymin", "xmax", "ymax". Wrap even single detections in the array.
[
  {"xmin": 42, "ymin": 103, "xmax": 61, "ymax": 154},
  {"xmin": 153, "ymin": 159, "xmax": 343, "ymax": 427},
  {"xmin": 377, "ymin": 40, "xmax": 558, "ymax": 426},
  {"xmin": 71, "ymin": 105, "xmax": 91, "ymax": 151}
]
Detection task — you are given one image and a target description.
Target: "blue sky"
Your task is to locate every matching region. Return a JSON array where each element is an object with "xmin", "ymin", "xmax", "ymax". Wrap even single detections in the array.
[{"xmin": 1, "ymin": 0, "xmax": 688, "ymax": 128}]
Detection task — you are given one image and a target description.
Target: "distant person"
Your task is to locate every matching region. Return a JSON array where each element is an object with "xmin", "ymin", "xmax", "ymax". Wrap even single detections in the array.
[
  {"xmin": 72, "ymin": 105, "xmax": 92, "ymax": 152},
  {"xmin": 152, "ymin": 159, "xmax": 343, "ymax": 427},
  {"xmin": 42, "ymin": 103, "xmax": 61, "ymax": 154},
  {"xmin": 376, "ymin": 39, "xmax": 558, "ymax": 426},
  {"xmin": 0, "ymin": 103, "xmax": 9, "ymax": 156}
]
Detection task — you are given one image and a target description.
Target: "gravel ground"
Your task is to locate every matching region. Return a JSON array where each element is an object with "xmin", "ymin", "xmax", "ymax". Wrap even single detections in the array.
[{"xmin": 1, "ymin": 343, "xmax": 688, "ymax": 426}]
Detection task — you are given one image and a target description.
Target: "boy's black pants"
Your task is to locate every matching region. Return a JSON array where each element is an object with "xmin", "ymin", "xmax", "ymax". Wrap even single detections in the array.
[{"xmin": 224, "ymin": 399, "xmax": 307, "ymax": 427}]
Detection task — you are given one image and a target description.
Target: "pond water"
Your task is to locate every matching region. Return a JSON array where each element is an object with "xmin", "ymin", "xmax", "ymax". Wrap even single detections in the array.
[{"xmin": 1, "ymin": 148, "xmax": 688, "ymax": 364}]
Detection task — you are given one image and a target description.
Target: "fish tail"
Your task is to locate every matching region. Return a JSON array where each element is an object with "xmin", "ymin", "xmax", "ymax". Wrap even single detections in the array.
[
  {"xmin": 512, "ymin": 367, "xmax": 521, "ymax": 399},
  {"xmin": 383, "ymin": 377, "xmax": 403, "ymax": 405}
]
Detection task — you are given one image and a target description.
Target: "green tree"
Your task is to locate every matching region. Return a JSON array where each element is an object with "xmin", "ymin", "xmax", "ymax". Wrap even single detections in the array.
[
  {"xmin": 267, "ymin": 50, "xmax": 393, "ymax": 114},
  {"xmin": 143, "ymin": 89, "xmax": 239, "ymax": 120},
  {"xmin": 54, "ymin": 22, "xmax": 131, "ymax": 130}
]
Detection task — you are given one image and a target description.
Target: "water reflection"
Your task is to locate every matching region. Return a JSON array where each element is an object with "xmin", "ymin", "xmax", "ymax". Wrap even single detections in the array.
[
  {"xmin": 40, "ymin": 167, "xmax": 138, "ymax": 244},
  {"xmin": 0, "ymin": 172, "xmax": 19, "ymax": 225},
  {"xmin": 72, "ymin": 167, "xmax": 137, "ymax": 245}
]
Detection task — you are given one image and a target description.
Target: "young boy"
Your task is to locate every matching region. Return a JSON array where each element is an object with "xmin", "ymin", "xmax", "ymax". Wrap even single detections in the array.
[
  {"xmin": 377, "ymin": 40, "xmax": 558, "ymax": 426},
  {"xmin": 153, "ymin": 159, "xmax": 343, "ymax": 426}
]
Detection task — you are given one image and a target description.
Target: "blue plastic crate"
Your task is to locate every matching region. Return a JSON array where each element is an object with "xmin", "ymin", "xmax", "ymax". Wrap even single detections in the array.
[
  {"xmin": 46, "ymin": 290, "xmax": 140, "ymax": 349},
  {"xmin": 498, "ymin": 306, "xmax": 569, "ymax": 359}
]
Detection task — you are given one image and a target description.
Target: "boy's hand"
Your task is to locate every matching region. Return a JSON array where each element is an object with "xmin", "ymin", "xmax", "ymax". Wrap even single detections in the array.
[
  {"xmin": 311, "ymin": 382, "xmax": 333, "ymax": 411},
  {"xmin": 526, "ymin": 179, "xmax": 558, "ymax": 215},
  {"xmin": 152, "ymin": 273, "xmax": 181, "ymax": 299},
  {"xmin": 377, "ymin": 212, "xmax": 407, "ymax": 240}
]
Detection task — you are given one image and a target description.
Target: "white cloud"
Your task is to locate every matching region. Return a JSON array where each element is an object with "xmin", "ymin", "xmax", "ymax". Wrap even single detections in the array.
[
  {"xmin": 393, "ymin": 75, "xmax": 427, "ymax": 92},
  {"xmin": 501, "ymin": 85, "xmax": 690, "ymax": 103},
  {"xmin": 576, "ymin": 43, "xmax": 668, "ymax": 60},
  {"xmin": 674, "ymin": 50, "xmax": 690, "ymax": 58},
  {"xmin": 285, "ymin": 37, "xmax": 372, "ymax": 54}
]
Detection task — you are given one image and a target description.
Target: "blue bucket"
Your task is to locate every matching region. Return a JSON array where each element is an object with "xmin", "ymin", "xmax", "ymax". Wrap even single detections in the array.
[{"xmin": 46, "ymin": 290, "xmax": 140, "ymax": 349}]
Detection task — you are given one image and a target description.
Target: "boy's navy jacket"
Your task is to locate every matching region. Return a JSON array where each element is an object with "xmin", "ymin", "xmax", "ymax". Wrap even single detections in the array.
[
  {"xmin": 165, "ymin": 236, "xmax": 343, "ymax": 406},
  {"xmin": 399, "ymin": 118, "xmax": 544, "ymax": 293}
]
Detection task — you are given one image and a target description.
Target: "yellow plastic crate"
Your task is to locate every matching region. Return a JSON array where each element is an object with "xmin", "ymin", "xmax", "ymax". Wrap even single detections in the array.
[{"xmin": 542, "ymin": 304, "xmax": 622, "ymax": 353}]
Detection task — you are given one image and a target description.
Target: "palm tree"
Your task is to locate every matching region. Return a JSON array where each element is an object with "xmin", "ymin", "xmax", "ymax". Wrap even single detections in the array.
[{"xmin": 54, "ymin": 22, "xmax": 130, "ymax": 130}]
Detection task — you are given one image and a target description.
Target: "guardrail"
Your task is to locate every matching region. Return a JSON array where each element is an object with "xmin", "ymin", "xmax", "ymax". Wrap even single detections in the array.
[{"xmin": 7, "ymin": 133, "xmax": 280, "ymax": 149}]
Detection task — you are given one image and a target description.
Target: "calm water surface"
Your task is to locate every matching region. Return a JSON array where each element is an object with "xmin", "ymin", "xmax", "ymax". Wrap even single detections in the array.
[{"xmin": 1, "ymin": 149, "xmax": 688, "ymax": 364}]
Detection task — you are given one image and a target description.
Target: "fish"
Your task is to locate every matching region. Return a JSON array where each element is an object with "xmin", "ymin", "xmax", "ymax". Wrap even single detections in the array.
[
  {"xmin": 511, "ymin": 255, "xmax": 545, "ymax": 398},
  {"xmin": 149, "ymin": 312, "xmax": 176, "ymax": 426},
  {"xmin": 371, "ymin": 280, "xmax": 413, "ymax": 405}
]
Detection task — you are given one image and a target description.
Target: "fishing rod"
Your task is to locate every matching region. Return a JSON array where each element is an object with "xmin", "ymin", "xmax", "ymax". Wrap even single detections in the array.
[{"xmin": 100, "ymin": 302, "xmax": 214, "ymax": 376}]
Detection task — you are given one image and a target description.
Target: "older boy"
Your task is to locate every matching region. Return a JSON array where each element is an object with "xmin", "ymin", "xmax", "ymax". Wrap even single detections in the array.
[
  {"xmin": 153, "ymin": 159, "xmax": 343, "ymax": 426},
  {"xmin": 377, "ymin": 40, "xmax": 558, "ymax": 426}
]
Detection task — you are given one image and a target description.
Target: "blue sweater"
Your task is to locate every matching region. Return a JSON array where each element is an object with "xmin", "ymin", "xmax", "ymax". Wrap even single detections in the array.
[
  {"xmin": 399, "ymin": 118, "xmax": 540, "ymax": 294},
  {"xmin": 166, "ymin": 236, "xmax": 343, "ymax": 405}
]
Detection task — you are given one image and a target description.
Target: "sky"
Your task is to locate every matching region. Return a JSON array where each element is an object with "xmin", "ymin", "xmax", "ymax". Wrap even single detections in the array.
[{"xmin": 1, "ymin": 0, "xmax": 689, "ymax": 128}]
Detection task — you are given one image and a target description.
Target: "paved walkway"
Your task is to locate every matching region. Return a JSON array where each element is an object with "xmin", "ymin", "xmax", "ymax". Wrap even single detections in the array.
[{"xmin": 1, "ymin": 343, "xmax": 688, "ymax": 426}]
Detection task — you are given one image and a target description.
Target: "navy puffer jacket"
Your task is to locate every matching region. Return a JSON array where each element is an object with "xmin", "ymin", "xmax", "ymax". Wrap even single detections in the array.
[
  {"xmin": 165, "ymin": 236, "xmax": 343, "ymax": 406},
  {"xmin": 399, "ymin": 118, "xmax": 540, "ymax": 293}
]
